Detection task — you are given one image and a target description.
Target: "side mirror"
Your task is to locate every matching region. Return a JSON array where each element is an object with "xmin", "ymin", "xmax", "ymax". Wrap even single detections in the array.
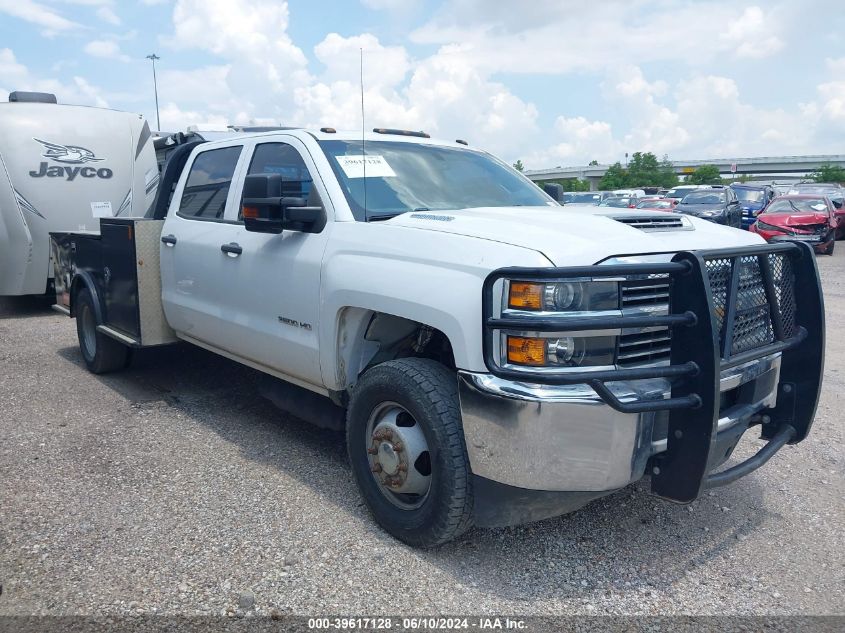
[
  {"xmin": 542, "ymin": 183, "xmax": 564, "ymax": 202},
  {"xmin": 242, "ymin": 173, "xmax": 325, "ymax": 234}
]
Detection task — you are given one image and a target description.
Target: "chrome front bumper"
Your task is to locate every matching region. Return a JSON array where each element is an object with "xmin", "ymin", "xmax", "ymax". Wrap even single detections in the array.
[{"xmin": 458, "ymin": 353, "xmax": 782, "ymax": 492}]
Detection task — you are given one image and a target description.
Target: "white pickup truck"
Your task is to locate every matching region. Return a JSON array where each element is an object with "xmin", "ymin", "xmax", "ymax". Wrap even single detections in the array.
[{"xmin": 51, "ymin": 128, "xmax": 825, "ymax": 547}]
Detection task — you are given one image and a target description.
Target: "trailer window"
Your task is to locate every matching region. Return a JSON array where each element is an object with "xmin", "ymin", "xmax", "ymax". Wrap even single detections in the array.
[{"xmin": 178, "ymin": 146, "xmax": 242, "ymax": 220}]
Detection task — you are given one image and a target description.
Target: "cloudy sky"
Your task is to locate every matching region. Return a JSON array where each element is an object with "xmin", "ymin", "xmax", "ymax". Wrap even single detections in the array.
[{"xmin": 1, "ymin": 0, "xmax": 843, "ymax": 168}]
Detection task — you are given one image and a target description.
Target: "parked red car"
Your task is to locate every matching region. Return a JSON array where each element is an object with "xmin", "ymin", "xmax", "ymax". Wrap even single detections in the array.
[{"xmin": 749, "ymin": 195, "xmax": 838, "ymax": 255}]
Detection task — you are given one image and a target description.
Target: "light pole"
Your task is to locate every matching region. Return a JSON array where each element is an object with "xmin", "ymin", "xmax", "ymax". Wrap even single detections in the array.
[{"xmin": 146, "ymin": 53, "xmax": 161, "ymax": 130}]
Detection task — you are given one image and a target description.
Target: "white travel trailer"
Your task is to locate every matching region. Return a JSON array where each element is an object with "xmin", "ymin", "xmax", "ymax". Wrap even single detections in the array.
[{"xmin": 0, "ymin": 91, "xmax": 158, "ymax": 295}]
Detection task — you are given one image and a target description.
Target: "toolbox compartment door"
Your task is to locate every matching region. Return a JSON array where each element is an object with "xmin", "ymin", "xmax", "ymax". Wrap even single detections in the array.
[{"xmin": 102, "ymin": 220, "xmax": 140, "ymax": 339}]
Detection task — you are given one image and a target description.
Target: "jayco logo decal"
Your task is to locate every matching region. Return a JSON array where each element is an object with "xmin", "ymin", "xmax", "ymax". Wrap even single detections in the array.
[{"xmin": 29, "ymin": 138, "xmax": 113, "ymax": 180}]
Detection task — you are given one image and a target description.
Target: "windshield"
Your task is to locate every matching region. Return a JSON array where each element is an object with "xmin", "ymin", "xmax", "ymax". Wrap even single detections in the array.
[
  {"xmin": 599, "ymin": 197, "xmax": 632, "ymax": 207},
  {"xmin": 665, "ymin": 187, "xmax": 696, "ymax": 199},
  {"xmin": 734, "ymin": 188, "xmax": 765, "ymax": 203},
  {"xmin": 793, "ymin": 184, "xmax": 839, "ymax": 193},
  {"xmin": 681, "ymin": 191, "xmax": 726, "ymax": 204},
  {"xmin": 636, "ymin": 199, "xmax": 673, "ymax": 209},
  {"xmin": 570, "ymin": 192, "xmax": 602, "ymax": 204},
  {"xmin": 765, "ymin": 198, "xmax": 829, "ymax": 214},
  {"xmin": 318, "ymin": 140, "xmax": 552, "ymax": 220}
]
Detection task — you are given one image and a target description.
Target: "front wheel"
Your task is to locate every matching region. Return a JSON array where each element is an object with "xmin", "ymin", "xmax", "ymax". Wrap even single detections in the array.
[
  {"xmin": 75, "ymin": 288, "xmax": 131, "ymax": 374},
  {"xmin": 347, "ymin": 358, "xmax": 474, "ymax": 547}
]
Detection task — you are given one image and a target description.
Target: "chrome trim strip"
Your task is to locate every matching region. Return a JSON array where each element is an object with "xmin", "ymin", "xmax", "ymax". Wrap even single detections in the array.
[
  {"xmin": 503, "ymin": 308, "xmax": 622, "ymax": 319},
  {"xmin": 97, "ymin": 325, "xmax": 139, "ymax": 346}
]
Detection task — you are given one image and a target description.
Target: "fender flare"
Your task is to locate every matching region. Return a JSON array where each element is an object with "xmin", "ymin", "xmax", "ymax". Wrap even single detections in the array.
[{"xmin": 69, "ymin": 271, "xmax": 105, "ymax": 324}]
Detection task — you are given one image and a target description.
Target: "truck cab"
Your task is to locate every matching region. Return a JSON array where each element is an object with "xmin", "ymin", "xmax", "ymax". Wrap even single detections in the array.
[{"xmin": 52, "ymin": 129, "xmax": 825, "ymax": 547}]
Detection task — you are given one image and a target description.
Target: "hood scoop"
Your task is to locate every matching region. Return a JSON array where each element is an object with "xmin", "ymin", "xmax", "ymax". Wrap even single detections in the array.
[{"xmin": 611, "ymin": 215, "xmax": 692, "ymax": 231}]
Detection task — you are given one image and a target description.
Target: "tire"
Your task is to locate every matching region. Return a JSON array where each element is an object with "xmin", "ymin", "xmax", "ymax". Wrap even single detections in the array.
[
  {"xmin": 825, "ymin": 235, "xmax": 835, "ymax": 255},
  {"xmin": 75, "ymin": 288, "xmax": 131, "ymax": 374},
  {"xmin": 347, "ymin": 358, "xmax": 473, "ymax": 547}
]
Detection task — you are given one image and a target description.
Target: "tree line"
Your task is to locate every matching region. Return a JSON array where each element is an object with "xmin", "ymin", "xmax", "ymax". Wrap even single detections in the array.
[{"xmin": 514, "ymin": 155, "xmax": 845, "ymax": 191}]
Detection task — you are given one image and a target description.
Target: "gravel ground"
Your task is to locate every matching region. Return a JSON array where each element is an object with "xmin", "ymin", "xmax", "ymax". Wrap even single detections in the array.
[{"xmin": 0, "ymin": 251, "xmax": 843, "ymax": 618}]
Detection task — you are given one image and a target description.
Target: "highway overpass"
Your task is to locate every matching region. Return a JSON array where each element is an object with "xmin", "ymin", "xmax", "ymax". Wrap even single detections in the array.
[{"xmin": 525, "ymin": 154, "xmax": 845, "ymax": 190}]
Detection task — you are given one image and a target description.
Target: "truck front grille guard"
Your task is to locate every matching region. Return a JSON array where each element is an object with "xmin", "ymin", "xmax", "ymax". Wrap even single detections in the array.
[{"xmin": 482, "ymin": 242, "xmax": 824, "ymax": 502}]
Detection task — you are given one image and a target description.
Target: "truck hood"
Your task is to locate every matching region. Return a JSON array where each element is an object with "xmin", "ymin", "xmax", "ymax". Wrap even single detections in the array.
[{"xmin": 385, "ymin": 206, "xmax": 763, "ymax": 266}]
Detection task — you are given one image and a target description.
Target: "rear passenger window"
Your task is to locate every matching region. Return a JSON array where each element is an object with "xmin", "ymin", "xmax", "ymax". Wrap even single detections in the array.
[{"xmin": 178, "ymin": 146, "xmax": 242, "ymax": 220}]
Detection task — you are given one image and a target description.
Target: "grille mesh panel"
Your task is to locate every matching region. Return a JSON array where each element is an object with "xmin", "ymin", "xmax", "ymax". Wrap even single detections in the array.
[
  {"xmin": 703, "ymin": 253, "xmax": 797, "ymax": 356},
  {"xmin": 770, "ymin": 255, "xmax": 797, "ymax": 338},
  {"xmin": 617, "ymin": 252, "xmax": 797, "ymax": 367}
]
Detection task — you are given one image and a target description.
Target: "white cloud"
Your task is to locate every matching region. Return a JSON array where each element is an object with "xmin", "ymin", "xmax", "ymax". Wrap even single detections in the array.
[
  {"xmin": 142, "ymin": 1, "xmax": 845, "ymax": 165},
  {"xmin": 83, "ymin": 40, "xmax": 131, "ymax": 62},
  {"xmin": 0, "ymin": 0, "xmax": 80, "ymax": 34},
  {"xmin": 409, "ymin": 0, "xmax": 790, "ymax": 73},
  {"xmin": 526, "ymin": 117, "xmax": 621, "ymax": 167},
  {"xmin": 314, "ymin": 33, "xmax": 410, "ymax": 88},
  {"xmin": 96, "ymin": 6, "xmax": 121, "ymax": 25},
  {"xmin": 165, "ymin": 0, "xmax": 311, "ymax": 119},
  {"xmin": 0, "ymin": 48, "xmax": 29, "ymax": 84},
  {"xmin": 299, "ymin": 36, "xmax": 542, "ymax": 158},
  {"xmin": 9, "ymin": 0, "xmax": 838, "ymax": 169},
  {"xmin": 156, "ymin": 65, "xmax": 238, "ymax": 118},
  {"xmin": 602, "ymin": 66, "xmax": 689, "ymax": 155},
  {"xmin": 722, "ymin": 6, "xmax": 784, "ymax": 59},
  {"xmin": 294, "ymin": 32, "xmax": 416, "ymax": 132},
  {"xmin": 158, "ymin": 102, "xmax": 230, "ymax": 130},
  {"xmin": 825, "ymin": 57, "xmax": 845, "ymax": 74},
  {"xmin": 403, "ymin": 46, "xmax": 539, "ymax": 157},
  {"xmin": 0, "ymin": 48, "xmax": 110, "ymax": 107},
  {"xmin": 522, "ymin": 57, "xmax": 845, "ymax": 169}
]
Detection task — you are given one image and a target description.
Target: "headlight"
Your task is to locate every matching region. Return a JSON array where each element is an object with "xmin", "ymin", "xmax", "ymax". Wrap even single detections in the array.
[
  {"xmin": 505, "ymin": 334, "xmax": 615, "ymax": 367},
  {"xmin": 756, "ymin": 220, "xmax": 783, "ymax": 233},
  {"xmin": 508, "ymin": 280, "xmax": 618, "ymax": 312}
]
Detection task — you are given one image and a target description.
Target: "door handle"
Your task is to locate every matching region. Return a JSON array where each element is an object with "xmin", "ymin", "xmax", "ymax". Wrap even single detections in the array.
[
  {"xmin": 161, "ymin": 234, "xmax": 177, "ymax": 246},
  {"xmin": 221, "ymin": 242, "xmax": 243, "ymax": 256}
]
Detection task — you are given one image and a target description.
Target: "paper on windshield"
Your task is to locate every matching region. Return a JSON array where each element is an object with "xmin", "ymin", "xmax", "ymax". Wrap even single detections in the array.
[
  {"xmin": 811, "ymin": 203, "xmax": 827, "ymax": 211},
  {"xmin": 336, "ymin": 155, "xmax": 396, "ymax": 179}
]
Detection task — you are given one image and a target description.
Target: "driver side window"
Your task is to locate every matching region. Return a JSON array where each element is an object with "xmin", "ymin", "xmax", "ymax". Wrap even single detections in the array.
[{"xmin": 239, "ymin": 142, "xmax": 318, "ymax": 220}]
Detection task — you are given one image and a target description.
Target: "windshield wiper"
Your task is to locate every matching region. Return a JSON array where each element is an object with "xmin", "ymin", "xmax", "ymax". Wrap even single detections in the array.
[{"xmin": 368, "ymin": 213, "xmax": 402, "ymax": 222}]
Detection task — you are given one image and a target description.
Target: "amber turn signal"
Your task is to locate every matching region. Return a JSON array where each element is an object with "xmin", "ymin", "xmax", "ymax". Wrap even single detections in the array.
[
  {"xmin": 508, "ymin": 282, "xmax": 543, "ymax": 310},
  {"xmin": 507, "ymin": 336, "xmax": 546, "ymax": 366}
]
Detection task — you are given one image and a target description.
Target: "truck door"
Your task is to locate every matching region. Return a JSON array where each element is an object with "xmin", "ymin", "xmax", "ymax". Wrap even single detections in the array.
[
  {"xmin": 160, "ymin": 144, "xmax": 246, "ymax": 344},
  {"xmin": 209, "ymin": 138, "xmax": 331, "ymax": 389}
]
